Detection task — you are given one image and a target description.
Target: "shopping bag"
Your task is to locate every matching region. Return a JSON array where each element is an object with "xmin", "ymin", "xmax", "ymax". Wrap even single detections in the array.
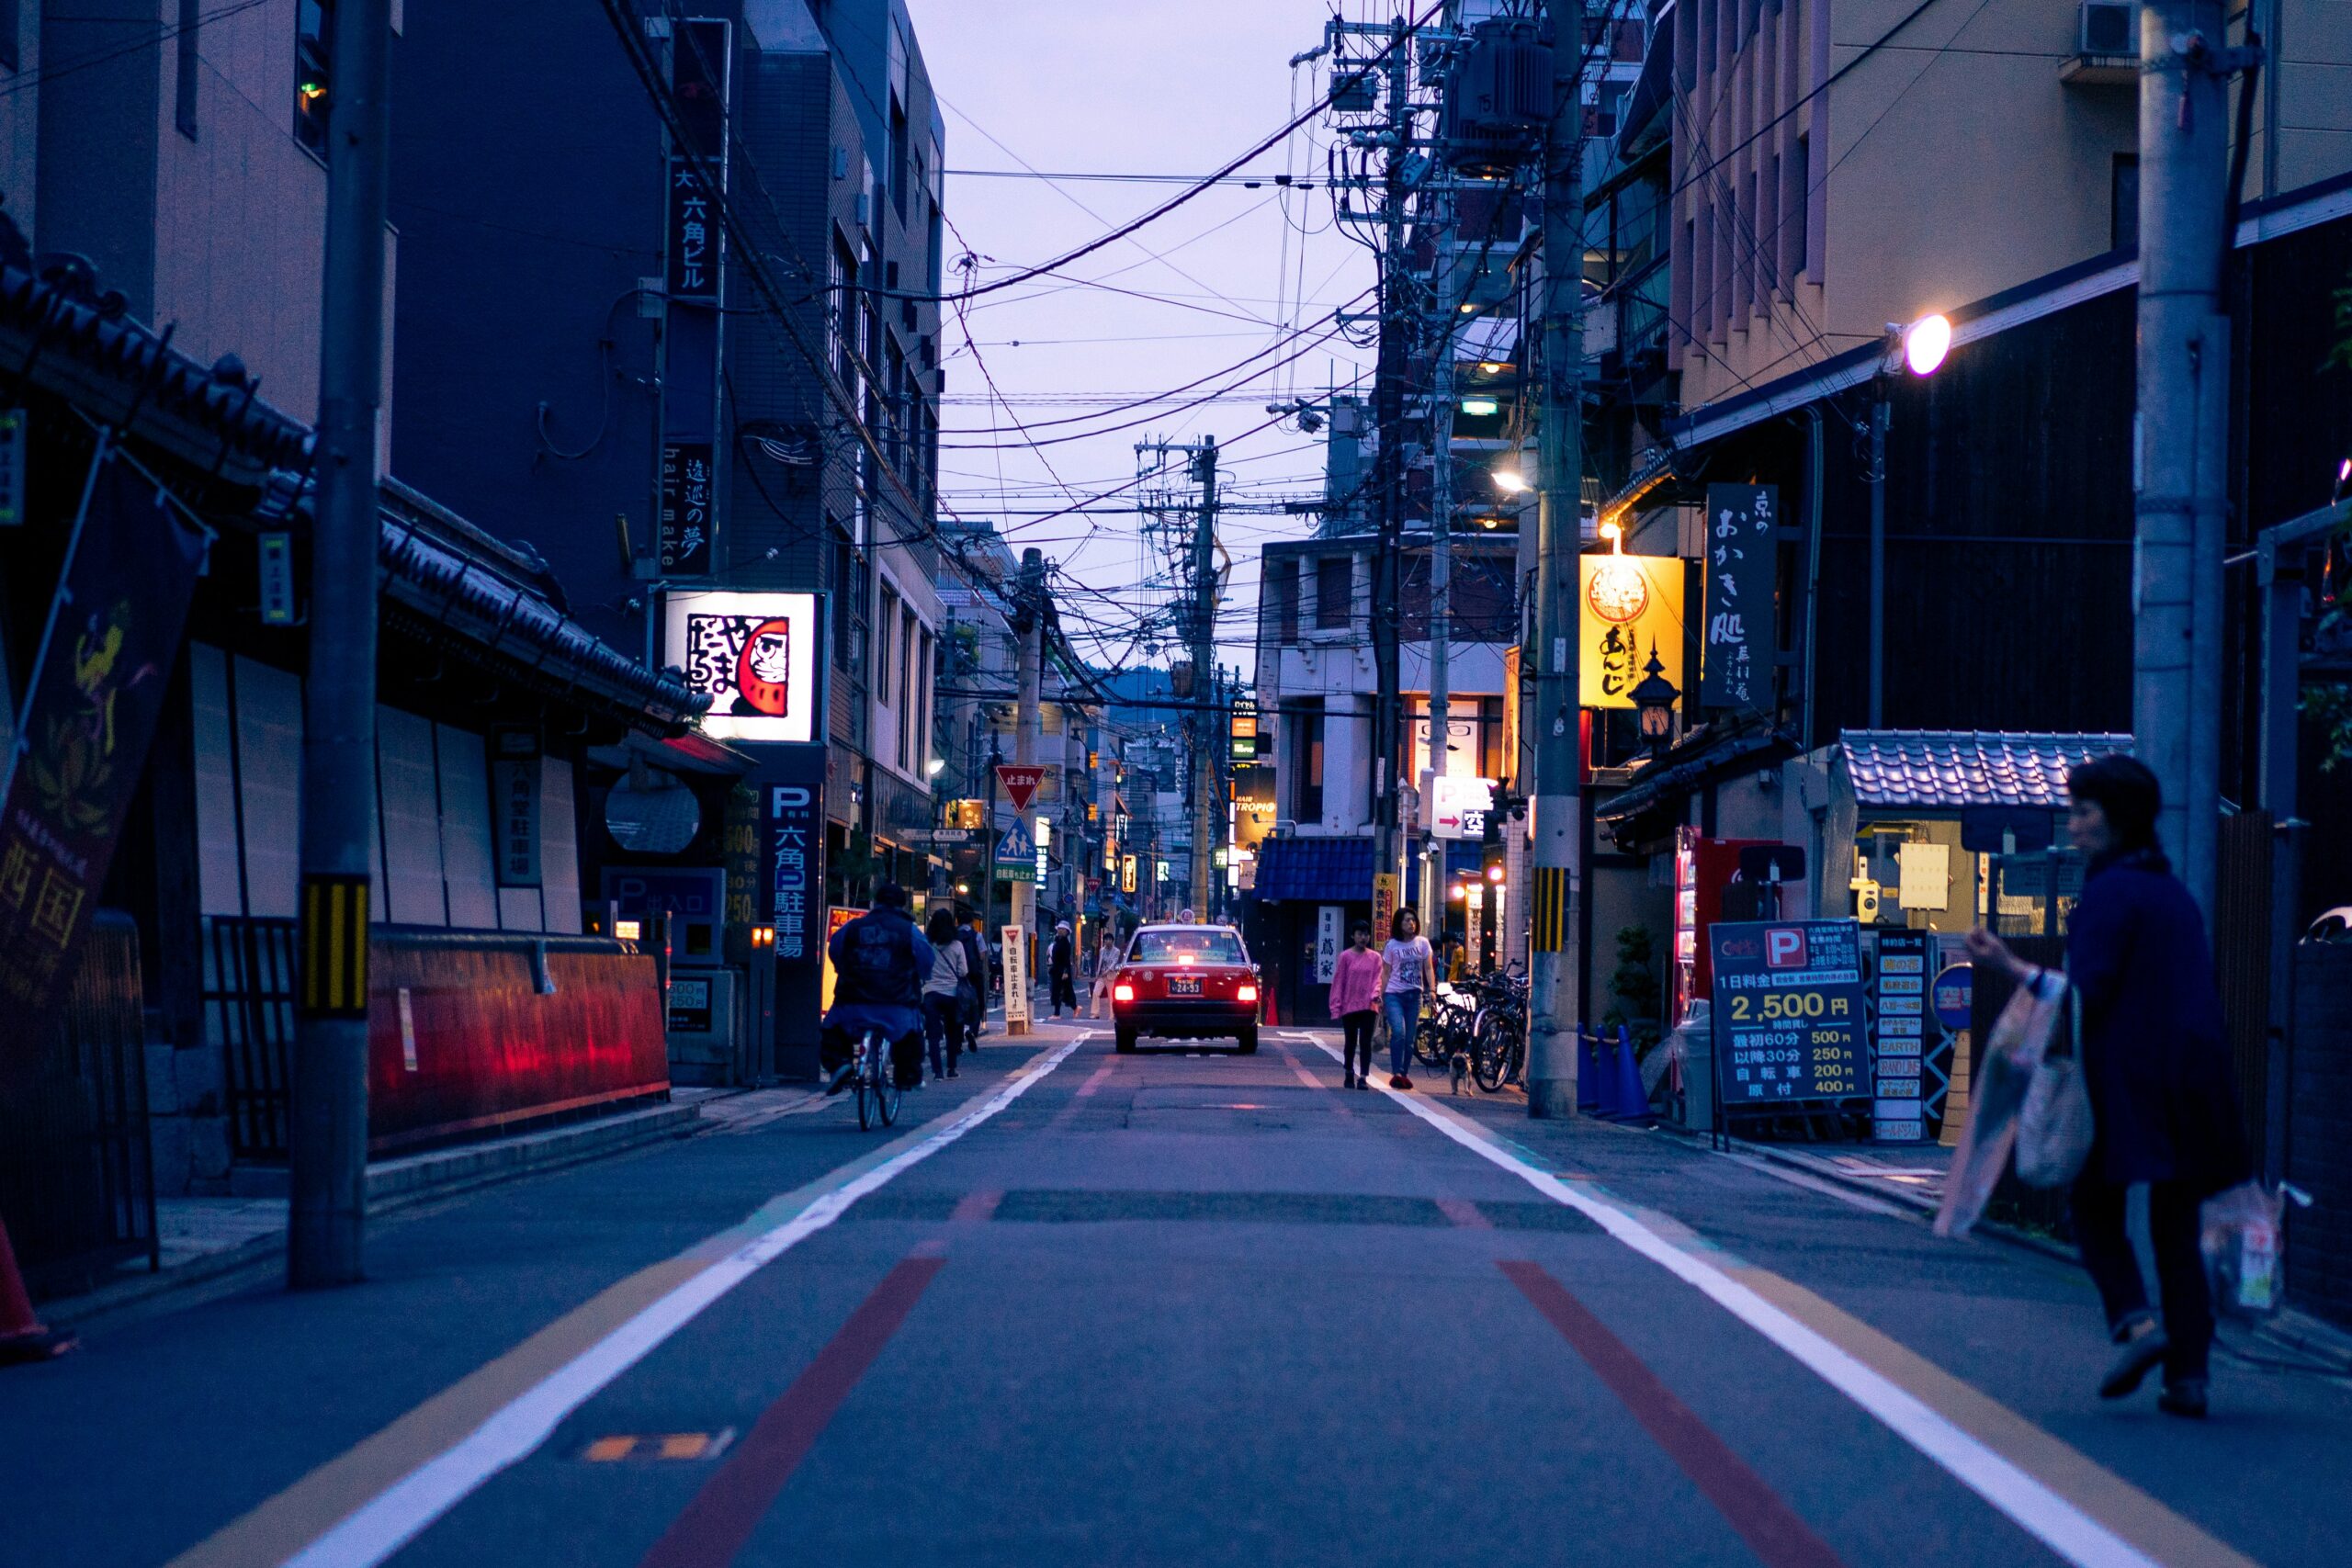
[
  {"xmin": 1373, "ymin": 1005, "xmax": 1392, "ymax": 1056},
  {"xmin": 2200, "ymin": 1181, "xmax": 2314, "ymax": 1320},
  {"xmin": 1934, "ymin": 967, "xmax": 2067, "ymax": 1237},
  {"xmin": 2015, "ymin": 983, "xmax": 2094, "ymax": 1189}
]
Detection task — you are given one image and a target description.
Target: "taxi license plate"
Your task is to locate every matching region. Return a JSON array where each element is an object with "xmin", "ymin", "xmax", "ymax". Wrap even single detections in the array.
[{"xmin": 1169, "ymin": 976, "xmax": 1202, "ymax": 996}]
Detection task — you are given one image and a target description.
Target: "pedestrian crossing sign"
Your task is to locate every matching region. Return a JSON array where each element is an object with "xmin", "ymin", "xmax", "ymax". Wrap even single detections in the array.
[{"xmin": 996, "ymin": 821, "xmax": 1037, "ymax": 881}]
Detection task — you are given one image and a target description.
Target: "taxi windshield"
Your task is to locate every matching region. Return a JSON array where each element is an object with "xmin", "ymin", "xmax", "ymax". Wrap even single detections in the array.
[{"xmin": 1129, "ymin": 930, "xmax": 1245, "ymax": 965}]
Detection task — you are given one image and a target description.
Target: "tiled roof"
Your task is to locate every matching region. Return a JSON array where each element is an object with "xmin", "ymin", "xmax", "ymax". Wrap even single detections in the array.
[
  {"xmin": 1838, "ymin": 731, "xmax": 2132, "ymax": 809},
  {"xmin": 1252, "ymin": 835, "xmax": 1375, "ymax": 902}
]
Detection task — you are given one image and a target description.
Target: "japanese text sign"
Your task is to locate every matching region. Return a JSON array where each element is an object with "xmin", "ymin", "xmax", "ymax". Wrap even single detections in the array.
[
  {"xmin": 1708, "ymin": 918, "xmax": 1867, "ymax": 1108},
  {"xmin": 1701, "ymin": 483, "xmax": 1778, "ymax": 711},
  {"xmin": 1577, "ymin": 553, "xmax": 1685, "ymax": 709}
]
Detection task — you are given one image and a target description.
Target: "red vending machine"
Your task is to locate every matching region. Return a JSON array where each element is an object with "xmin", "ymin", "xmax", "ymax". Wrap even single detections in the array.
[{"xmin": 1669, "ymin": 829, "xmax": 1777, "ymax": 1025}]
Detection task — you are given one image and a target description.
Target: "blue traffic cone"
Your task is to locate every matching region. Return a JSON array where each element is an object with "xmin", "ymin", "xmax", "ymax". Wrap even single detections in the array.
[
  {"xmin": 1613, "ymin": 1024, "xmax": 1650, "ymax": 1122},
  {"xmin": 1577, "ymin": 1028, "xmax": 1602, "ymax": 1113}
]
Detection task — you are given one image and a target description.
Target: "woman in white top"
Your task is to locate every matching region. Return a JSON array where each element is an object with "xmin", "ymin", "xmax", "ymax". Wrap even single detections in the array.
[
  {"xmin": 1088, "ymin": 928, "xmax": 1124, "ymax": 1019},
  {"xmin": 922, "ymin": 908, "xmax": 970, "ymax": 1080},
  {"xmin": 1380, "ymin": 908, "xmax": 1437, "ymax": 1089}
]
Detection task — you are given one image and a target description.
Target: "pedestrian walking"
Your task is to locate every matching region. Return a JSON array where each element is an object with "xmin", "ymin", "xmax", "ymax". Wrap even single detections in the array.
[
  {"xmin": 922, "ymin": 908, "xmax": 969, "ymax": 1080},
  {"xmin": 1380, "ymin": 908, "xmax": 1435, "ymax": 1090},
  {"xmin": 1329, "ymin": 920, "xmax": 1385, "ymax": 1089},
  {"xmin": 1089, "ymin": 926, "xmax": 1124, "ymax": 1019},
  {"xmin": 959, "ymin": 916, "xmax": 989, "ymax": 1054},
  {"xmin": 1966, "ymin": 756, "xmax": 2248, "ymax": 1419},
  {"xmin": 1048, "ymin": 920, "xmax": 1079, "ymax": 1017}
]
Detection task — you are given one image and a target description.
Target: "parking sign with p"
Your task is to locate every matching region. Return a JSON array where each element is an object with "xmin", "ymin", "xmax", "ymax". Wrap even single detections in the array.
[{"xmin": 1765, "ymin": 927, "xmax": 1809, "ymax": 969}]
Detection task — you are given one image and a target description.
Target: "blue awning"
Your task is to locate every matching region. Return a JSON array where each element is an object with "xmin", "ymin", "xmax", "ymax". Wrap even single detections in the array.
[{"xmin": 1252, "ymin": 836, "xmax": 1374, "ymax": 902}]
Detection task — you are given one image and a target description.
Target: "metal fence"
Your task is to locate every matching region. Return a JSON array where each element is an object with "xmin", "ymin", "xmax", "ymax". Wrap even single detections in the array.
[
  {"xmin": 200, "ymin": 916, "xmax": 300, "ymax": 1162},
  {"xmin": 0, "ymin": 912, "xmax": 159, "ymax": 1295}
]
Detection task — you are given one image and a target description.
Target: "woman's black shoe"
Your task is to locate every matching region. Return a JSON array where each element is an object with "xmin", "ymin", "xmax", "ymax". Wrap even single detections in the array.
[
  {"xmin": 2157, "ymin": 1378, "xmax": 2209, "ymax": 1419},
  {"xmin": 2099, "ymin": 1322, "xmax": 2168, "ymax": 1400}
]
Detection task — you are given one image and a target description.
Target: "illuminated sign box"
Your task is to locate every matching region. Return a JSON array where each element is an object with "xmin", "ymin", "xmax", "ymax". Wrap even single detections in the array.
[{"xmin": 664, "ymin": 591, "xmax": 822, "ymax": 743}]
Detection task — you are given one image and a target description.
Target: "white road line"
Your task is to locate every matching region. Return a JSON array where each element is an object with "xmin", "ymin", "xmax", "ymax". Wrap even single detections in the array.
[
  {"xmin": 283, "ymin": 1037, "xmax": 1088, "ymax": 1568},
  {"xmin": 1305, "ymin": 1040, "xmax": 2162, "ymax": 1568}
]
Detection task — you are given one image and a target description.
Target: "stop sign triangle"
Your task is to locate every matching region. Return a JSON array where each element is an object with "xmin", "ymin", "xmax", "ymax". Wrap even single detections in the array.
[{"xmin": 996, "ymin": 763, "xmax": 1046, "ymax": 812}]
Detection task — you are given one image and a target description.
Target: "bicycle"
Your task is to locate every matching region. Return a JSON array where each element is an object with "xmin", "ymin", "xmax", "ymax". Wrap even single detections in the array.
[
  {"xmin": 1466, "ymin": 969, "xmax": 1529, "ymax": 1092},
  {"xmin": 852, "ymin": 1028, "xmax": 903, "ymax": 1131}
]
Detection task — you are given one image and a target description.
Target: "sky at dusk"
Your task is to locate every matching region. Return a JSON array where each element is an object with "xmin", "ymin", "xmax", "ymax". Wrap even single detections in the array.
[{"xmin": 910, "ymin": 2, "xmax": 1388, "ymax": 674}]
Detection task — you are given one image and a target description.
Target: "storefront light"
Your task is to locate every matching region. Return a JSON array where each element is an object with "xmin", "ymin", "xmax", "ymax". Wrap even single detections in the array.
[
  {"xmin": 1904, "ymin": 312, "xmax": 1952, "ymax": 376},
  {"xmin": 614, "ymin": 919, "xmax": 642, "ymax": 941}
]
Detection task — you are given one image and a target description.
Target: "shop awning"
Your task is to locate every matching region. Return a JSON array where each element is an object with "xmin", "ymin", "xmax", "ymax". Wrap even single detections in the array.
[
  {"xmin": 1838, "ymin": 731, "xmax": 2132, "ymax": 810},
  {"xmin": 1251, "ymin": 836, "xmax": 1374, "ymax": 903}
]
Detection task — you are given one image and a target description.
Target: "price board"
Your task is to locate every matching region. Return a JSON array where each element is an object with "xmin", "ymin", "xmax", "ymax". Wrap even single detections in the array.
[
  {"xmin": 1871, "ymin": 929, "xmax": 1930, "ymax": 1141},
  {"xmin": 1708, "ymin": 919, "xmax": 1867, "ymax": 1111}
]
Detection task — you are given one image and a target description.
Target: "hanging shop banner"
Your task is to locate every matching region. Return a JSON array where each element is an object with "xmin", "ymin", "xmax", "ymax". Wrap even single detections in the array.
[
  {"xmin": 491, "ymin": 727, "xmax": 543, "ymax": 888},
  {"xmin": 1578, "ymin": 553, "xmax": 1686, "ymax": 709},
  {"xmin": 0, "ymin": 452, "xmax": 207, "ymax": 1016},
  {"xmin": 1316, "ymin": 905, "xmax": 1343, "ymax": 984},
  {"xmin": 1707, "ymin": 919, "xmax": 1866, "ymax": 1110},
  {"xmin": 663, "ymin": 18, "xmax": 730, "ymax": 304},
  {"xmin": 658, "ymin": 441, "xmax": 717, "ymax": 578},
  {"xmin": 758, "ymin": 745, "xmax": 828, "ymax": 1046},
  {"xmin": 666, "ymin": 591, "xmax": 822, "ymax": 743},
  {"xmin": 1701, "ymin": 483, "xmax": 1778, "ymax": 711},
  {"xmin": 1372, "ymin": 873, "xmax": 1400, "ymax": 944},
  {"xmin": 1872, "ymin": 929, "xmax": 1931, "ymax": 1141}
]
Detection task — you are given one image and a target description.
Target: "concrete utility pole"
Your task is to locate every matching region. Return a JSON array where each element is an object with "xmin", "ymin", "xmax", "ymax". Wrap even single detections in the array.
[
  {"xmin": 1190, "ymin": 441, "xmax": 1219, "ymax": 921},
  {"xmin": 1425, "ymin": 183, "xmax": 1457, "ymax": 942},
  {"xmin": 1012, "ymin": 547, "xmax": 1045, "ymax": 1019},
  {"xmin": 1525, "ymin": 0, "xmax": 1585, "ymax": 1120},
  {"xmin": 1369, "ymin": 14, "xmax": 1413, "ymax": 900},
  {"xmin": 2133, "ymin": 1, "xmax": 2234, "ymax": 920},
  {"xmin": 289, "ymin": 0, "xmax": 391, "ymax": 1287}
]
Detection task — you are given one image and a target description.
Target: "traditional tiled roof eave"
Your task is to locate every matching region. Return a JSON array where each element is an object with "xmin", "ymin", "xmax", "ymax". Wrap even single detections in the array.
[{"xmin": 1836, "ymin": 730, "xmax": 2133, "ymax": 810}]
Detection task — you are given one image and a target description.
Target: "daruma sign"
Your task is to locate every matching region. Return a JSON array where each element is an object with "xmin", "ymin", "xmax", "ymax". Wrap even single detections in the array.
[{"xmin": 664, "ymin": 591, "xmax": 821, "ymax": 742}]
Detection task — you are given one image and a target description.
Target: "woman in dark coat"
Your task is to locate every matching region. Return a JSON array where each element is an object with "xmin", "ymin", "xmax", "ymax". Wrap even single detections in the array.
[{"xmin": 1967, "ymin": 755, "xmax": 2247, "ymax": 1417}]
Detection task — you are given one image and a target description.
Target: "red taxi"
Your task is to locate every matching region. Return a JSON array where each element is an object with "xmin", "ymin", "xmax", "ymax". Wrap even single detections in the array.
[{"xmin": 1109, "ymin": 923, "xmax": 1260, "ymax": 1055}]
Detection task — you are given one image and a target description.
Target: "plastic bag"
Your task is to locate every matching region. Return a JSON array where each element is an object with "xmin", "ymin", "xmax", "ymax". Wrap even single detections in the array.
[
  {"xmin": 2201, "ymin": 1181, "xmax": 2312, "ymax": 1321},
  {"xmin": 2015, "ymin": 983, "xmax": 2093, "ymax": 1189},
  {"xmin": 1934, "ymin": 968, "xmax": 2067, "ymax": 1237}
]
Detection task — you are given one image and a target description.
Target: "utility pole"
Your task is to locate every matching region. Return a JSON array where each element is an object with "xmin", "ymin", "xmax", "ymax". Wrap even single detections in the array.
[
  {"xmin": 1425, "ymin": 180, "xmax": 1458, "ymax": 942},
  {"xmin": 1369, "ymin": 13, "xmax": 1413, "ymax": 903},
  {"xmin": 1012, "ymin": 547, "xmax": 1045, "ymax": 1027},
  {"xmin": 1867, "ymin": 393, "xmax": 1888, "ymax": 728},
  {"xmin": 2133, "ymin": 2, "xmax": 2233, "ymax": 921},
  {"xmin": 1525, "ymin": 0, "xmax": 1585, "ymax": 1120},
  {"xmin": 288, "ymin": 0, "xmax": 391, "ymax": 1287},
  {"xmin": 1190, "ymin": 441, "xmax": 1219, "ymax": 922}
]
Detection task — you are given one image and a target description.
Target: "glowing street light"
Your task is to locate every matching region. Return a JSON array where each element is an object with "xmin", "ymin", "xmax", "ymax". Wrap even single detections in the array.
[
  {"xmin": 1903, "ymin": 312, "xmax": 1952, "ymax": 377},
  {"xmin": 1491, "ymin": 466, "xmax": 1530, "ymax": 494}
]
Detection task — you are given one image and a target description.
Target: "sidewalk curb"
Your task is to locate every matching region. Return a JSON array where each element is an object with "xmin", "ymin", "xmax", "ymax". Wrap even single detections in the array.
[{"xmin": 46, "ymin": 1101, "xmax": 702, "ymax": 1331}]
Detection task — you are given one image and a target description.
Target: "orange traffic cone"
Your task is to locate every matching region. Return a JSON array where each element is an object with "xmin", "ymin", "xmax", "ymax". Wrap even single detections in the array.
[{"xmin": 0, "ymin": 1215, "xmax": 76, "ymax": 1365}]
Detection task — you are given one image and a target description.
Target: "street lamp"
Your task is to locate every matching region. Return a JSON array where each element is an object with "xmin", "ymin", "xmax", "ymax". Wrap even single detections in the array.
[
  {"xmin": 1870, "ymin": 312, "xmax": 1951, "ymax": 727},
  {"xmin": 1629, "ymin": 640, "xmax": 1680, "ymax": 754},
  {"xmin": 1490, "ymin": 464, "xmax": 1530, "ymax": 494},
  {"xmin": 926, "ymin": 756, "xmax": 945, "ymax": 777}
]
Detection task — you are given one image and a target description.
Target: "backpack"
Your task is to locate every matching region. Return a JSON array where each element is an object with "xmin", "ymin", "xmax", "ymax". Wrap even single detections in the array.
[{"xmin": 836, "ymin": 911, "xmax": 918, "ymax": 1006}]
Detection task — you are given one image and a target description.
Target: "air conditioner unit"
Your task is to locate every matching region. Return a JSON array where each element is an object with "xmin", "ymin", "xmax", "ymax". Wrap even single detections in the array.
[{"xmin": 2078, "ymin": 0, "xmax": 2135, "ymax": 57}]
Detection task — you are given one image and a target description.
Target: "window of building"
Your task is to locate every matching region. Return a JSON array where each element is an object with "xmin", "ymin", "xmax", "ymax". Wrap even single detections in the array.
[
  {"xmin": 898, "ymin": 608, "xmax": 917, "ymax": 770},
  {"xmin": 1272, "ymin": 557, "xmax": 1301, "ymax": 643},
  {"xmin": 876, "ymin": 585, "xmax": 900, "ymax": 707},
  {"xmin": 1294, "ymin": 698, "xmax": 1326, "ymax": 823},
  {"xmin": 296, "ymin": 0, "xmax": 332, "ymax": 153},
  {"xmin": 831, "ymin": 234, "xmax": 858, "ymax": 400},
  {"xmin": 2111, "ymin": 155, "xmax": 2140, "ymax": 251},
  {"xmin": 889, "ymin": 96, "xmax": 911, "ymax": 223},
  {"xmin": 1790, "ymin": 134, "xmax": 1811, "ymax": 278},
  {"xmin": 1315, "ymin": 556, "xmax": 1352, "ymax": 630},
  {"xmin": 175, "ymin": 0, "xmax": 199, "ymax": 139},
  {"xmin": 1, "ymin": 1, "xmax": 18, "ymax": 73}
]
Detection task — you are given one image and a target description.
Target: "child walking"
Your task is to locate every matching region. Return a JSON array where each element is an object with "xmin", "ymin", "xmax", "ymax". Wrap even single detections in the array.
[{"xmin": 1328, "ymin": 921, "xmax": 1385, "ymax": 1089}]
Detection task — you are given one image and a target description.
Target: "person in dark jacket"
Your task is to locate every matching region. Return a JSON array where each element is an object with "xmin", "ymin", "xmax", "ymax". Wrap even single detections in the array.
[
  {"xmin": 1968, "ymin": 756, "xmax": 2247, "ymax": 1417},
  {"xmin": 1048, "ymin": 921, "xmax": 1078, "ymax": 1017},
  {"xmin": 822, "ymin": 884, "xmax": 935, "ymax": 1093},
  {"xmin": 956, "ymin": 913, "xmax": 989, "ymax": 1055}
]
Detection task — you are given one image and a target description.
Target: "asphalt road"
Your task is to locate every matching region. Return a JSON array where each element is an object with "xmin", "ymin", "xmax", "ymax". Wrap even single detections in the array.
[{"xmin": 6, "ymin": 1021, "xmax": 2348, "ymax": 1568}]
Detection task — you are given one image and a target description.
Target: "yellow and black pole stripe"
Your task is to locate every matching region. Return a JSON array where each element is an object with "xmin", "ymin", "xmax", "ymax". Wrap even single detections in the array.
[
  {"xmin": 300, "ymin": 874, "xmax": 372, "ymax": 1017},
  {"xmin": 1530, "ymin": 865, "xmax": 1569, "ymax": 954}
]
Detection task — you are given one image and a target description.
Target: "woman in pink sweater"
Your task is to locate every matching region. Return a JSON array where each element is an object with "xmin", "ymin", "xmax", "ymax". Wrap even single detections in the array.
[{"xmin": 1328, "ymin": 920, "xmax": 1386, "ymax": 1089}]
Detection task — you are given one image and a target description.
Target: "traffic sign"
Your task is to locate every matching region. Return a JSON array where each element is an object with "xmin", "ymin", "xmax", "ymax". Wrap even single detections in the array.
[
  {"xmin": 995, "ymin": 820, "xmax": 1037, "ymax": 882},
  {"xmin": 1931, "ymin": 963, "xmax": 1974, "ymax": 1032},
  {"xmin": 996, "ymin": 764, "xmax": 1046, "ymax": 812}
]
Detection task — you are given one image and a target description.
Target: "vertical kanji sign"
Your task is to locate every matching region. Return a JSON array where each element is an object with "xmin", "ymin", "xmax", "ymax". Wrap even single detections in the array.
[{"xmin": 1701, "ymin": 482, "xmax": 1778, "ymax": 711}]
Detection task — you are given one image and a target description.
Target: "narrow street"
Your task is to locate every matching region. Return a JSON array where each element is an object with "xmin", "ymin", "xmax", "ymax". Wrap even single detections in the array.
[{"xmin": 7, "ymin": 1024, "xmax": 2345, "ymax": 1568}]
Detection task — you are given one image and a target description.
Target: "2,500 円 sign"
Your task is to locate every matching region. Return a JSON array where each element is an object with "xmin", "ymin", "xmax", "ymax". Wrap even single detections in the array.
[{"xmin": 1707, "ymin": 919, "xmax": 1867, "ymax": 1106}]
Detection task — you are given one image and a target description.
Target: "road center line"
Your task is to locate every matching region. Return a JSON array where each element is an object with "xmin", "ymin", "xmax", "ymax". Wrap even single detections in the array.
[
  {"xmin": 637, "ymin": 1255, "xmax": 947, "ymax": 1568},
  {"xmin": 1304, "ymin": 1039, "xmax": 2235, "ymax": 1568},
  {"xmin": 172, "ymin": 1037, "xmax": 1085, "ymax": 1568},
  {"xmin": 1502, "ymin": 1261, "xmax": 1849, "ymax": 1568}
]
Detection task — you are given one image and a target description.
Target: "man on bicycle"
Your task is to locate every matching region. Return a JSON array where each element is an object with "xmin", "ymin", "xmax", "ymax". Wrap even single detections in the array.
[{"xmin": 821, "ymin": 884, "xmax": 935, "ymax": 1095}]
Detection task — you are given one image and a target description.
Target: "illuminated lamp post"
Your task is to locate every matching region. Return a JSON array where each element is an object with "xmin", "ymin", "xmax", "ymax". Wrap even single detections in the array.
[
  {"xmin": 1870, "ymin": 312, "xmax": 1951, "ymax": 727},
  {"xmin": 1629, "ymin": 642, "xmax": 1680, "ymax": 757}
]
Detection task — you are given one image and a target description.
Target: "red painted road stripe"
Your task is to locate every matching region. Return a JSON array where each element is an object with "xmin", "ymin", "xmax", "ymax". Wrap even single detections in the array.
[
  {"xmin": 1042, "ymin": 1059, "xmax": 1117, "ymax": 1134},
  {"xmin": 638, "ymin": 1257, "xmax": 946, "ymax": 1568},
  {"xmin": 1436, "ymin": 1197, "xmax": 1491, "ymax": 1229},
  {"xmin": 1498, "ymin": 1261, "xmax": 1849, "ymax": 1568}
]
